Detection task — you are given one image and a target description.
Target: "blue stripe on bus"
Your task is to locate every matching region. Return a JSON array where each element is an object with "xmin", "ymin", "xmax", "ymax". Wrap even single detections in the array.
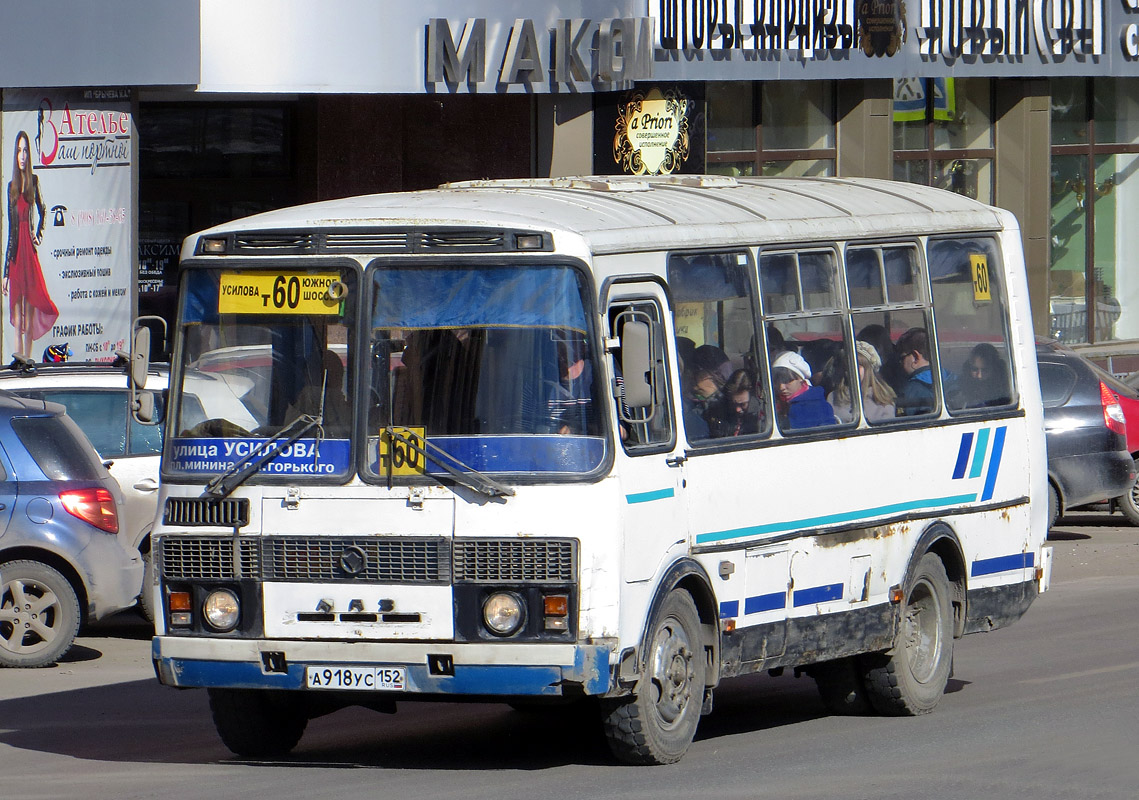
[
  {"xmin": 744, "ymin": 592, "xmax": 787, "ymax": 614},
  {"xmin": 969, "ymin": 427, "xmax": 991, "ymax": 479},
  {"xmin": 793, "ymin": 583, "xmax": 844, "ymax": 606},
  {"xmin": 952, "ymin": 432, "xmax": 974, "ymax": 480},
  {"xmin": 625, "ymin": 488, "xmax": 675, "ymax": 504},
  {"xmin": 980, "ymin": 426, "xmax": 1007, "ymax": 502},
  {"xmin": 972, "ymin": 551, "xmax": 1034, "ymax": 576},
  {"xmin": 719, "ymin": 600, "xmax": 740, "ymax": 618},
  {"xmin": 694, "ymin": 494, "xmax": 978, "ymax": 545}
]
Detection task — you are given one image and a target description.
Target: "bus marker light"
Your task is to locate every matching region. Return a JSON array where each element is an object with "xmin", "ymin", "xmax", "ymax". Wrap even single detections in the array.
[
  {"xmin": 722, "ymin": 618, "xmax": 736, "ymax": 632},
  {"xmin": 543, "ymin": 595, "xmax": 568, "ymax": 616},
  {"xmin": 889, "ymin": 586, "xmax": 905, "ymax": 604}
]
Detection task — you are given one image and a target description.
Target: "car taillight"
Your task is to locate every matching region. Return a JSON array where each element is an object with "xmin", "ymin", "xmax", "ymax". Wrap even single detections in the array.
[
  {"xmin": 60, "ymin": 488, "xmax": 119, "ymax": 534},
  {"xmin": 1100, "ymin": 381, "xmax": 1128, "ymax": 437}
]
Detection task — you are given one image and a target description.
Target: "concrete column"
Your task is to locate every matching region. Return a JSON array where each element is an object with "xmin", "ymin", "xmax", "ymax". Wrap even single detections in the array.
[
  {"xmin": 995, "ymin": 80, "xmax": 1051, "ymax": 337},
  {"xmin": 836, "ymin": 80, "xmax": 893, "ymax": 179}
]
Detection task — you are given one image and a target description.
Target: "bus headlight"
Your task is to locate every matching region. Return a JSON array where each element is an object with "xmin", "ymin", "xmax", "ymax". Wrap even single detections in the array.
[
  {"xmin": 482, "ymin": 592, "xmax": 524, "ymax": 636},
  {"xmin": 203, "ymin": 589, "xmax": 241, "ymax": 631}
]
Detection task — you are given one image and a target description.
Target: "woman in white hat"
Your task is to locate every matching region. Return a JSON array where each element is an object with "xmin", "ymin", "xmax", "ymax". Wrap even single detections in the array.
[
  {"xmin": 828, "ymin": 340, "xmax": 898, "ymax": 423},
  {"xmin": 771, "ymin": 350, "xmax": 836, "ymax": 430}
]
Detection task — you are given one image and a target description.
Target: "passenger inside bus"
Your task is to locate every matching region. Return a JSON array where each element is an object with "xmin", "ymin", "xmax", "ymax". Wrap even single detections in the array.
[
  {"xmin": 828, "ymin": 340, "xmax": 897, "ymax": 423},
  {"xmin": 684, "ymin": 345, "xmax": 730, "ymax": 423},
  {"xmin": 545, "ymin": 336, "xmax": 594, "ymax": 435},
  {"xmin": 895, "ymin": 326, "xmax": 936, "ymax": 416},
  {"xmin": 958, "ymin": 342, "xmax": 1012, "ymax": 409},
  {"xmin": 857, "ymin": 323, "xmax": 907, "ymax": 396},
  {"xmin": 772, "ymin": 350, "xmax": 836, "ymax": 430},
  {"xmin": 705, "ymin": 368, "xmax": 761, "ymax": 437}
]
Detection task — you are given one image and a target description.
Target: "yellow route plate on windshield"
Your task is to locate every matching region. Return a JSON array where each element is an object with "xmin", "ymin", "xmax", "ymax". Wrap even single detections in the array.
[
  {"xmin": 378, "ymin": 427, "xmax": 428, "ymax": 476},
  {"xmin": 218, "ymin": 272, "xmax": 344, "ymax": 315}
]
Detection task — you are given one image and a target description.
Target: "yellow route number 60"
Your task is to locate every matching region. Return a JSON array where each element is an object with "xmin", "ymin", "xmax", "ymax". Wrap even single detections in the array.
[{"xmin": 378, "ymin": 427, "xmax": 427, "ymax": 475}]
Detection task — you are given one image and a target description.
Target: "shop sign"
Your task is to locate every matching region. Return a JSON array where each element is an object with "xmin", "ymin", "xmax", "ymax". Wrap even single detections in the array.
[
  {"xmin": 651, "ymin": 0, "xmax": 1107, "ymax": 61},
  {"xmin": 613, "ymin": 87, "xmax": 691, "ymax": 175},
  {"xmin": 1, "ymin": 88, "xmax": 132, "ymax": 364},
  {"xmin": 427, "ymin": 17, "xmax": 653, "ymax": 91}
]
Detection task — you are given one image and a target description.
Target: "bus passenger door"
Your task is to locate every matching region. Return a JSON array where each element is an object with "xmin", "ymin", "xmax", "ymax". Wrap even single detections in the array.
[{"xmin": 607, "ymin": 285, "xmax": 688, "ymax": 584}]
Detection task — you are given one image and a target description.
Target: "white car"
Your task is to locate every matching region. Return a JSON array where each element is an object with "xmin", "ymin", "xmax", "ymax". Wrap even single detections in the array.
[{"xmin": 0, "ymin": 362, "xmax": 262, "ymax": 617}]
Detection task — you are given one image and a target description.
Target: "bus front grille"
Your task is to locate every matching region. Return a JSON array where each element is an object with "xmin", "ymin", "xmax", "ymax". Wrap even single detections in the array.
[
  {"xmin": 453, "ymin": 539, "xmax": 576, "ymax": 583},
  {"xmin": 261, "ymin": 537, "xmax": 451, "ymax": 583},
  {"xmin": 158, "ymin": 537, "xmax": 260, "ymax": 580},
  {"xmin": 157, "ymin": 536, "xmax": 577, "ymax": 584}
]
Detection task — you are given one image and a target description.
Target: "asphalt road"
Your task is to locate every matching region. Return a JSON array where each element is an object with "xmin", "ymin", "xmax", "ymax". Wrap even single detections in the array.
[{"xmin": 3, "ymin": 511, "xmax": 1138, "ymax": 800}]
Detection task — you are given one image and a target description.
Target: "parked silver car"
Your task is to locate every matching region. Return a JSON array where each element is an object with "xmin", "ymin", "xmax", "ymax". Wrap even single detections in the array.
[{"xmin": 0, "ymin": 392, "xmax": 142, "ymax": 667}]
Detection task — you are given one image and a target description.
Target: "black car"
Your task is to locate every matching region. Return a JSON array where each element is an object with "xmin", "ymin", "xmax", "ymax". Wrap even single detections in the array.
[{"xmin": 1037, "ymin": 338, "xmax": 1135, "ymax": 527}]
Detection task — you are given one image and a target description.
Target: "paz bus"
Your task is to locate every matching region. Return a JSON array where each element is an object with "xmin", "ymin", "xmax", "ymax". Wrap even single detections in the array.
[{"xmin": 138, "ymin": 175, "xmax": 1051, "ymax": 765}]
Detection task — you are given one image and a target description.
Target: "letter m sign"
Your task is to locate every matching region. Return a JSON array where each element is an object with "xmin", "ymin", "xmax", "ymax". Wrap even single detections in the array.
[{"xmin": 426, "ymin": 18, "xmax": 487, "ymax": 85}]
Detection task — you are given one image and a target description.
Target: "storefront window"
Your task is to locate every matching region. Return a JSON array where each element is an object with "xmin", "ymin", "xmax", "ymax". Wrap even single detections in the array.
[
  {"xmin": 893, "ymin": 79, "xmax": 994, "ymax": 203},
  {"xmin": 706, "ymin": 81, "xmax": 835, "ymax": 177},
  {"xmin": 1050, "ymin": 79, "xmax": 1139, "ymax": 344},
  {"xmin": 707, "ymin": 82, "xmax": 754, "ymax": 153}
]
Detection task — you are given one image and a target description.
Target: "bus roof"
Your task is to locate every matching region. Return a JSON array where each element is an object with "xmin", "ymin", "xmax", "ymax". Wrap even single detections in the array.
[{"xmin": 186, "ymin": 176, "xmax": 1012, "ymax": 257}]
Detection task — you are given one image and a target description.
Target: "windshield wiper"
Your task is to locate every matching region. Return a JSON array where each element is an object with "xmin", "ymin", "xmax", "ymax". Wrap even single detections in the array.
[
  {"xmin": 383, "ymin": 427, "xmax": 514, "ymax": 499},
  {"xmin": 202, "ymin": 413, "xmax": 323, "ymax": 499}
]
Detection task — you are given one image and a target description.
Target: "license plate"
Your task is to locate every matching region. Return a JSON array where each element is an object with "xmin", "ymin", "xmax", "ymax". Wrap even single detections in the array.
[{"xmin": 305, "ymin": 665, "xmax": 406, "ymax": 691}]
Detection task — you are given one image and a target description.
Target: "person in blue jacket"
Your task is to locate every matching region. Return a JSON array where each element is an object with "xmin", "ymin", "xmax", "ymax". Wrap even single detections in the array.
[
  {"xmin": 895, "ymin": 326, "xmax": 936, "ymax": 416},
  {"xmin": 772, "ymin": 350, "xmax": 835, "ymax": 430}
]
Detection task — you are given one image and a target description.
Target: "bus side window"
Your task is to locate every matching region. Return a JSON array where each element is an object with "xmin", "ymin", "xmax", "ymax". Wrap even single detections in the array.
[
  {"xmin": 610, "ymin": 302, "xmax": 673, "ymax": 450},
  {"xmin": 928, "ymin": 237, "xmax": 1017, "ymax": 413},
  {"xmin": 668, "ymin": 251, "xmax": 768, "ymax": 443},
  {"xmin": 845, "ymin": 244, "xmax": 938, "ymax": 424},
  {"xmin": 760, "ymin": 248, "xmax": 852, "ymax": 433}
]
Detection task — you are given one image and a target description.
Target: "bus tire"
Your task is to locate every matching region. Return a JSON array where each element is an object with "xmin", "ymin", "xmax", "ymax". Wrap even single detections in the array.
[
  {"xmin": 208, "ymin": 688, "xmax": 307, "ymax": 758},
  {"xmin": 600, "ymin": 590, "xmax": 705, "ymax": 765},
  {"xmin": 861, "ymin": 553, "xmax": 953, "ymax": 716},
  {"xmin": 808, "ymin": 657, "xmax": 873, "ymax": 715}
]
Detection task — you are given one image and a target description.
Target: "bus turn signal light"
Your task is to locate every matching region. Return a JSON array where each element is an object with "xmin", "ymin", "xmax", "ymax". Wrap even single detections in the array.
[{"xmin": 543, "ymin": 594, "xmax": 569, "ymax": 631}]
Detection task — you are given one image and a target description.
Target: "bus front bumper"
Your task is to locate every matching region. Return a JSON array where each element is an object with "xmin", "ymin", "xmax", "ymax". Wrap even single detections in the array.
[{"xmin": 152, "ymin": 636, "xmax": 613, "ymax": 696}]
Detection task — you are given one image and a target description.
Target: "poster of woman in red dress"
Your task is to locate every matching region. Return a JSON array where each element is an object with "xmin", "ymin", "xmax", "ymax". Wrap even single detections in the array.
[{"xmin": 4, "ymin": 129, "xmax": 58, "ymax": 359}]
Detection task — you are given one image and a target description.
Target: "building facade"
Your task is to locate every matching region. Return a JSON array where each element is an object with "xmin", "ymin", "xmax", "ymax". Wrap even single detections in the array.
[{"xmin": 2, "ymin": 1, "xmax": 1137, "ymax": 357}]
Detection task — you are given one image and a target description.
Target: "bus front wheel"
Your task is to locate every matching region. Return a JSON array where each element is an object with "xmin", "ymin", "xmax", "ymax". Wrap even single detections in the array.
[
  {"xmin": 208, "ymin": 688, "xmax": 307, "ymax": 758},
  {"xmin": 861, "ymin": 553, "xmax": 954, "ymax": 716},
  {"xmin": 601, "ymin": 589, "xmax": 705, "ymax": 765}
]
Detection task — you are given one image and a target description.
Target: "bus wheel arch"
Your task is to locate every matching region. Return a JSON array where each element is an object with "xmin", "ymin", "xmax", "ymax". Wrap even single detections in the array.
[
  {"xmin": 638, "ymin": 558, "xmax": 720, "ymax": 687},
  {"xmin": 912, "ymin": 521, "xmax": 967, "ymax": 638}
]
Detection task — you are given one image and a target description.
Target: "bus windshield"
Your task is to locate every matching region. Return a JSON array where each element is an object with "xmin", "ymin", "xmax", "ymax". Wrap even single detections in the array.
[
  {"xmin": 165, "ymin": 266, "xmax": 356, "ymax": 481},
  {"xmin": 364, "ymin": 263, "xmax": 607, "ymax": 479}
]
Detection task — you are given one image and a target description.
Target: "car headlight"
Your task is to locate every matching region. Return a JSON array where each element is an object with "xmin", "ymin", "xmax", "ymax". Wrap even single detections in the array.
[
  {"xmin": 203, "ymin": 589, "xmax": 240, "ymax": 631},
  {"xmin": 482, "ymin": 591, "xmax": 524, "ymax": 636}
]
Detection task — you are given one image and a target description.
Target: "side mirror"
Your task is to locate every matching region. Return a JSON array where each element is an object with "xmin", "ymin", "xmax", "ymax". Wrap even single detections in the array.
[
  {"xmin": 131, "ymin": 325, "xmax": 151, "ymax": 390},
  {"xmin": 135, "ymin": 389, "xmax": 156, "ymax": 424},
  {"xmin": 620, "ymin": 320, "xmax": 653, "ymax": 409}
]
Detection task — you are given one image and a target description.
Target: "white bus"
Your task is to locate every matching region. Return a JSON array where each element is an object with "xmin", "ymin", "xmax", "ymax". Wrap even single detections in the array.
[{"xmin": 142, "ymin": 176, "xmax": 1051, "ymax": 765}]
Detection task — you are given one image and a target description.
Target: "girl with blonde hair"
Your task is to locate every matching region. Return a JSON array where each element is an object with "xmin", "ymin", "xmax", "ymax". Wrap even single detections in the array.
[{"xmin": 829, "ymin": 340, "xmax": 897, "ymax": 423}]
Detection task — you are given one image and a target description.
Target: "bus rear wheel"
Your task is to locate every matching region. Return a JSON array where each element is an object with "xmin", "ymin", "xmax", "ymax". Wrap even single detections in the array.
[
  {"xmin": 861, "ymin": 553, "xmax": 954, "ymax": 716},
  {"xmin": 208, "ymin": 688, "xmax": 307, "ymax": 758},
  {"xmin": 601, "ymin": 590, "xmax": 705, "ymax": 765}
]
